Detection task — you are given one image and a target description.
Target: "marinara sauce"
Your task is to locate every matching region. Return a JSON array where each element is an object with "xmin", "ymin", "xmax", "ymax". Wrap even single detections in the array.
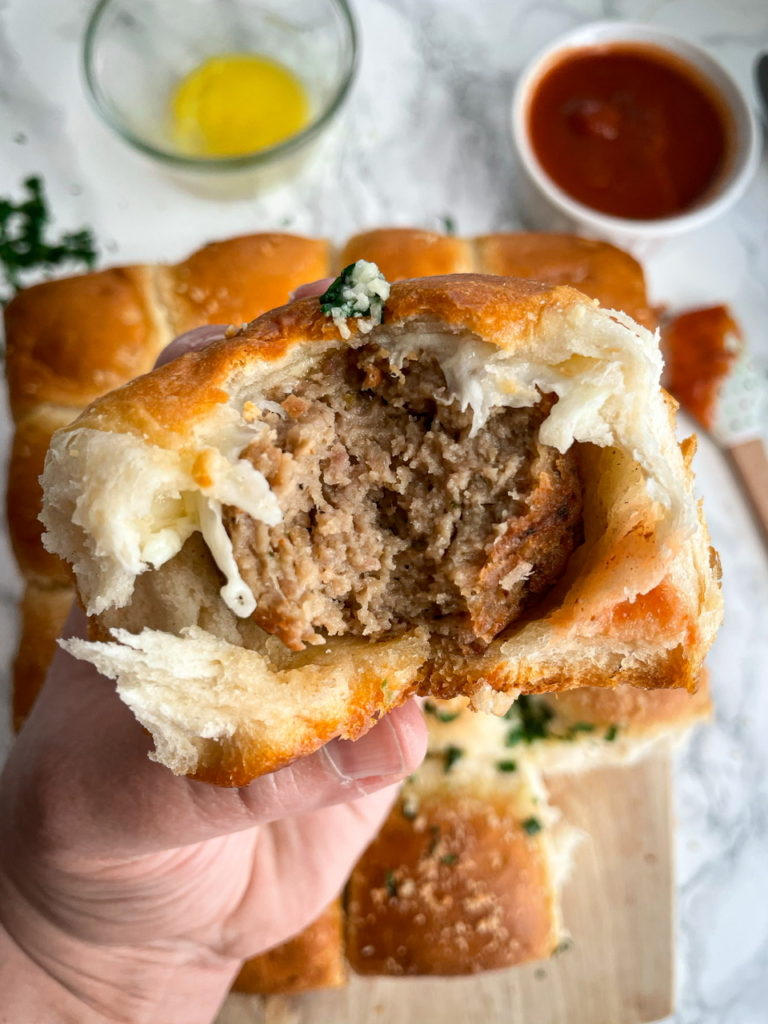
[
  {"xmin": 663, "ymin": 305, "xmax": 741, "ymax": 430},
  {"xmin": 528, "ymin": 45, "xmax": 729, "ymax": 220}
]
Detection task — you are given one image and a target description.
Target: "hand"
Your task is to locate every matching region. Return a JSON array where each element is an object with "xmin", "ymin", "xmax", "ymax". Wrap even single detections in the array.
[{"xmin": 0, "ymin": 285, "xmax": 427, "ymax": 1024}]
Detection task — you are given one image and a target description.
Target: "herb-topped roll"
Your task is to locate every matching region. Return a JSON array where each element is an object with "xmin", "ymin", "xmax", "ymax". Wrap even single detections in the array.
[{"xmin": 40, "ymin": 269, "xmax": 722, "ymax": 785}]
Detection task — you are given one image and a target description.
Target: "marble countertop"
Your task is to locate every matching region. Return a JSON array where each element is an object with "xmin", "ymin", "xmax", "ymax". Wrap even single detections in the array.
[{"xmin": 1, "ymin": 1, "xmax": 767, "ymax": 1021}]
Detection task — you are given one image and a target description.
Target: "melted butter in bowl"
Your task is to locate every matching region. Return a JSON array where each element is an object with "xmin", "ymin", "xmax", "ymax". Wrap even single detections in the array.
[
  {"xmin": 83, "ymin": 0, "xmax": 357, "ymax": 193},
  {"xmin": 171, "ymin": 53, "xmax": 311, "ymax": 158}
]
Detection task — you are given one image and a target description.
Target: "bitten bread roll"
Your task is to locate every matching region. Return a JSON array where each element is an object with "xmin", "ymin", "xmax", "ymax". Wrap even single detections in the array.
[{"xmin": 40, "ymin": 273, "xmax": 721, "ymax": 784}]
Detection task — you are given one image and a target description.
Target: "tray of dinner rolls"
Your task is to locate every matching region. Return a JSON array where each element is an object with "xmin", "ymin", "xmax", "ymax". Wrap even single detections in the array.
[{"xmin": 4, "ymin": 227, "xmax": 711, "ymax": 1023}]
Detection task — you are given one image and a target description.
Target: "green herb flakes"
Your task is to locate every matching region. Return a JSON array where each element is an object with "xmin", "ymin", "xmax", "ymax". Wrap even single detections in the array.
[
  {"xmin": 496, "ymin": 760, "xmax": 518, "ymax": 773},
  {"xmin": 566, "ymin": 721, "xmax": 596, "ymax": 739},
  {"xmin": 443, "ymin": 745, "xmax": 464, "ymax": 773},
  {"xmin": 385, "ymin": 870, "xmax": 398, "ymax": 898},
  {"xmin": 605, "ymin": 724, "xmax": 619, "ymax": 742},
  {"xmin": 318, "ymin": 260, "xmax": 389, "ymax": 332},
  {"xmin": 440, "ymin": 853, "xmax": 459, "ymax": 866},
  {"xmin": 504, "ymin": 695, "xmax": 555, "ymax": 743},
  {"xmin": 0, "ymin": 176, "xmax": 97, "ymax": 304},
  {"xmin": 424, "ymin": 701, "xmax": 460, "ymax": 724},
  {"xmin": 522, "ymin": 816, "xmax": 543, "ymax": 836}
]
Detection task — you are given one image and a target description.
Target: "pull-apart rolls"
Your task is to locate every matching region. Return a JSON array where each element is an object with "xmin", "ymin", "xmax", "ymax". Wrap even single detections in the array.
[{"xmin": 40, "ymin": 274, "xmax": 721, "ymax": 784}]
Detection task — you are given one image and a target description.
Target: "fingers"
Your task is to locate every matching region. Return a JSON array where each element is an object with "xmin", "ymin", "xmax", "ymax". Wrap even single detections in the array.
[
  {"xmin": 7, "ymin": 620, "xmax": 427, "ymax": 861},
  {"xmin": 154, "ymin": 280, "xmax": 332, "ymax": 369},
  {"xmin": 290, "ymin": 278, "xmax": 334, "ymax": 300},
  {"xmin": 231, "ymin": 699, "xmax": 427, "ymax": 825},
  {"xmin": 154, "ymin": 324, "xmax": 229, "ymax": 367}
]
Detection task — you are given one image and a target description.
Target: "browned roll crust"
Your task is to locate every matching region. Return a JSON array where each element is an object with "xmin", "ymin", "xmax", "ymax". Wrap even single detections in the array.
[
  {"xmin": 232, "ymin": 901, "xmax": 345, "ymax": 995},
  {"xmin": 346, "ymin": 772, "xmax": 565, "ymax": 975},
  {"xmin": 346, "ymin": 675, "xmax": 710, "ymax": 978},
  {"xmin": 3, "ymin": 266, "xmax": 167, "ymax": 421},
  {"xmin": 475, "ymin": 233, "xmax": 655, "ymax": 329},
  {"xmin": 12, "ymin": 582, "xmax": 74, "ymax": 732},
  {"xmin": 7, "ymin": 406, "xmax": 76, "ymax": 583},
  {"xmin": 158, "ymin": 233, "xmax": 331, "ymax": 336},
  {"xmin": 339, "ymin": 228, "xmax": 473, "ymax": 280}
]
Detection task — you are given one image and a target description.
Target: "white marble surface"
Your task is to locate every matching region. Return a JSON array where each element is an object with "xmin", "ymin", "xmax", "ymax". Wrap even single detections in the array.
[{"xmin": 1, "ymin": 1, "xmax": 767, "ymax": 1021}]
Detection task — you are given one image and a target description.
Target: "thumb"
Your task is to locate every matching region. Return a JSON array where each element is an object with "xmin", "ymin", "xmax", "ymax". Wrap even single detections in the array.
[
  {"xmin": 5, "ymin": 605, "xmax": 427, "ymax": 860},
  {"xmin": 201, "ymin": 699, "xmax": 428, "ymax": 832}
]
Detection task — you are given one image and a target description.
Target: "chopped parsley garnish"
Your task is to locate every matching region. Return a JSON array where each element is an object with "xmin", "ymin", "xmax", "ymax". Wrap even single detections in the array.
[
  {"xmin": 504, "ymin": 694, "xmax": 556, "ymax": 746},
  {"xmin": 552, "ymin": 938, "xmax": 573, "ymax": 955},
  {"xmin": 496, "ymin": 759, "xmax": 518, "ymax": 773},
  {"xmin": 424, "ymin": 701, "xmax": 460, "ymax": 724},
  {"xmin": 605, "ymin": 724, "xmax": 619, "ymax": 742},
  {"xmin": 441, "ymin": 214, "xmax": 457, "ymax": 236},
  {"xmin": 566, "ymin": 721, "xmax": 596, "ymax": 739},
  {"xmin": 319, "ymin": 262, "xmax": 356, "ymax": 314},
  {"xmin": 440, "ymin": 853, "xmax": 459, "ymax": 866},
  {"xmin": 385, "ymin": 870, "xmax": 398, "ymax": 898},
  {"xmin": 0, "ymin": 176, "xmax": 97, "ymax": 304},
  {"xmin": 318, "ymin": 260, "xmax": 389, "ymax": 327},
  {"xmin": 443, "ymin": 744, "xmax": 464, "ymax": 773},
  {"xmin": 522, "ymin": 816, "xmax": 543, "ymax": 836}
]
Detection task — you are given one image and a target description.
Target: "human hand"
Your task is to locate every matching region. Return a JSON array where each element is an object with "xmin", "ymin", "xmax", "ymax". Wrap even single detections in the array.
[{"xmin": 0, "ymin": 283, "xmax": 427, "ymax": 1024}]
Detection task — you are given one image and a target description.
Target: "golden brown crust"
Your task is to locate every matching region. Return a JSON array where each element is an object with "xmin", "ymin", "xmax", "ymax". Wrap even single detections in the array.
[
  {"xmin": 12, "ymin": 582, "xmax": 73, "ymax": 732},
  {"xmin": 474, "ymin": 232, "xmax": 655, "ymax": 328},
  {"xmin": 61, "ymin": 275, "xmax": 582, "ymax": 448},
  {"xmin": 187, "ymin": 670, "xmax": 415, "ymax": 787},
  {"xmin": 4, "ymin": 266, "xmax": 168, "ymax": 420},
  {"xmin": 7, "ymin": 406, "xmax": 76, "ymax": 583},
  {"xmin": 159, "ymin": 233, "xmax": 331, "ymax": 335},
  {"xmin": 346, "ymin": 788, "xmax": 559, "ymax": 975},
  {"xmin": 232, "ymin": 901, "xmax": 345, "ymax": 994},
  {"xmin": 339, "ymin": 228, "xmax": 473, "ymax": 280}
]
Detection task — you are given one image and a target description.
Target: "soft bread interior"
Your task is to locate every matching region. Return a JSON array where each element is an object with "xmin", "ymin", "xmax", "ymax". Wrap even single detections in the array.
[{"xmin": 64, "ymin": 625, "xmax": 428, "ymax": 782}]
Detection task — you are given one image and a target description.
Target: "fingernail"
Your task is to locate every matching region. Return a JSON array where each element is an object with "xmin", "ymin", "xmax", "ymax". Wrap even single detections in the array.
[
  {"xmin": 154, "ymin": 324, "xmax": 229, "ymax": 367},
  {"xmin": 290, "ymin": 278, "xmax": 335, "ymax": 300},
  {"xmin": 322, "ymin": 716, "xmax": 406, "ymax": 782}
]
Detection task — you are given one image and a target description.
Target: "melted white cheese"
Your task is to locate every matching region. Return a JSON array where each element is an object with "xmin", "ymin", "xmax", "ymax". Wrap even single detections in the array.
[{"xmin": 196, "ymin": 494, "xmax": 257, "ymax": 617}]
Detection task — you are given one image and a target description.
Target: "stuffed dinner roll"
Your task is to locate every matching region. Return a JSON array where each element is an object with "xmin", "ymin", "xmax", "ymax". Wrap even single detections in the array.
[{"xmin": 40, "ymin": 267, "xmax": 721, "ymax": 784}]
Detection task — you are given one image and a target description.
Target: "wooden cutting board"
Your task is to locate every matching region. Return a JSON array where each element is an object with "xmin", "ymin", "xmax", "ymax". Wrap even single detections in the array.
[{"xmin": 216, "ymin": 752, "xmax": 674, "ymax": 1024}]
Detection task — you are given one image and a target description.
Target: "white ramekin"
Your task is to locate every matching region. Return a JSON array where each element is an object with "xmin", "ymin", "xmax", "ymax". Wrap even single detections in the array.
[{"xmin": 510, "ymin": 21, "xmax": 761, "ymax": 254}]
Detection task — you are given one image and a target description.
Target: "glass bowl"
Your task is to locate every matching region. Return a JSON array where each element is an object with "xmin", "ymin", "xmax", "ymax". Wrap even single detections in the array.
[{"xmin": 83, "ymin": 0, "xmax": 358, "ymax": 193}]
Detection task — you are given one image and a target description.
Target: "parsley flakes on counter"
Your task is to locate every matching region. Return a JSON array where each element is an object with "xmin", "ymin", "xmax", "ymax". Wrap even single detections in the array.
[{"xmin": 0, "ymin": 176, "xmax": 97, "ymax": 304}]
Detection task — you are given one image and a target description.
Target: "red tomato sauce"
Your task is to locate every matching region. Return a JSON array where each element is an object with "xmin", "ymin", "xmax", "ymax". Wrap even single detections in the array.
[
  {"xmin": 528, "ymin": 45, "xmax": 729, "ymax": 220},
  {"xmin": 663, "ymin": 305, "xmax": 741, "ymax": 430}
]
